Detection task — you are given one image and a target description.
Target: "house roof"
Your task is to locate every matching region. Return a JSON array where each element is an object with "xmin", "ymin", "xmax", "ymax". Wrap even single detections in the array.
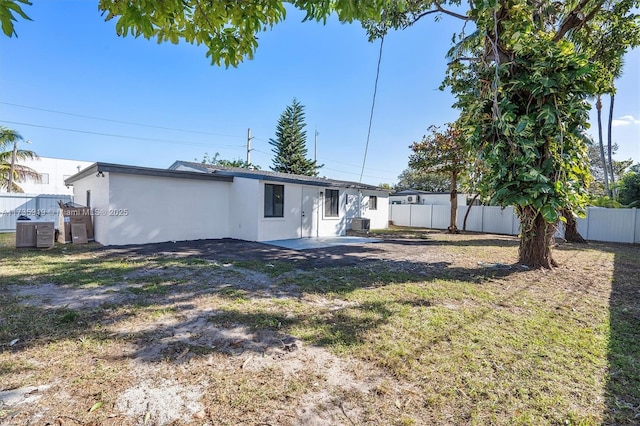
[
  {"xmin": 169, "ymin": 161, "xmax": 386, "ymax": 191},
  {"xmin": 64, "ymin": 162, "xmax": 235, "ymax": 185},
  {"xmin": 390, "ymin": 190, "xmax": 451, "ymax": 196}
]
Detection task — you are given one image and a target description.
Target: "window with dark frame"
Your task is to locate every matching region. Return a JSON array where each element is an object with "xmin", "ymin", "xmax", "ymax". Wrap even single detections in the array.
[
  {"xmin": 325, "ymin": 189, "xmax": 339, "ymax": 217},
  {"xmin": 369, "ymin": 195, "xmax": 378, "ymax": 210},
  {"xmin": 264, "ymin": 184, "xmax": 284, "ymax": 217}
]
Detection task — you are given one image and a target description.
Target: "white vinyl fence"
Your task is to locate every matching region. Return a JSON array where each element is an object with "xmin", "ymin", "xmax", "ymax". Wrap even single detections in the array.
[
  {"xmin": 390, "ymin": 204, "xmax": 640, "ymax": 244},
  {"xmin": 0, "ymin": 193, "xmax": 73, "ymax": 232}
]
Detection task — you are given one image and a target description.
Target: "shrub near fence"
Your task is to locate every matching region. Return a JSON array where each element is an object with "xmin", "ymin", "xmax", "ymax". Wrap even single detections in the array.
[
  {"xmin": 390, "ymin": 204, "xmax": 640, "ymax": 244},
  {"xmin": 0, "ymin": 193, "xmax": 73, "ymax": 232}
]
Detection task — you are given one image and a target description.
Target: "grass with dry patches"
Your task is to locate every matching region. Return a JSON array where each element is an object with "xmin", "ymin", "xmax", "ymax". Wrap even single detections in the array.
[{"xmin": 1, "ymin": 231, "xmax": 639, "ymax": 425}]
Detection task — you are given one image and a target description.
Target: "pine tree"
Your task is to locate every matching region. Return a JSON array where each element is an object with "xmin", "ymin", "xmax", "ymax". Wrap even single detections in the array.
[{"xmin": 269, "ymin": 98, "xmax": 319, "ymax": 176}]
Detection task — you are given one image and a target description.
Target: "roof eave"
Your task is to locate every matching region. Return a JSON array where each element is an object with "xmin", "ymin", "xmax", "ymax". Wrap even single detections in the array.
[{"xmin": 64, "ymin": 162, "xmax": 234, "ymax": 185}]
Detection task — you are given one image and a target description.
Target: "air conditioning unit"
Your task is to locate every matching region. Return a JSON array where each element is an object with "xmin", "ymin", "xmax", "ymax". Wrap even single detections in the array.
[
  {"xmin": 407, "ymin": 195, "xmax": 419, "ymax": 204},
  {"xmin": 351, "ymin": 217, "xmax": 370, "ymax": 232}
]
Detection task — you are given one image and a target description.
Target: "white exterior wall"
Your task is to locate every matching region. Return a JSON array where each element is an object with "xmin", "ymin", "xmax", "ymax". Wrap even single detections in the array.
[
  {"xmin": 71, "ymin": 172, "xmax": 110, "ymax": 244},
  {"xmin": 71, "ymin": 170, "xmax": 388, "ymax": 245},
  {"xmin": 316, "ymin": 188, "xmax": 347, "ymax": 238},
  {"xmin": 389, "ymin": 194, "xmax": 417, "ymax": 204},
  {"xmin": 257, "ymin": 183, "xmax": 368, "ymax": 241},
  {"xmin": 390, "ymin": 193, "xmax": 466, "ymax": 206},
  {"xmin": 258, "ymin": 181, "xmax": 306, "ymax": 241},
  {"xmin": 16, "ymin": 157, "xmax": 93, "ymax": 195},
  {"xmin": 360, "ymin": 190, "xmax": 389, "ymax": 230},
  {"xmin": 343, "ymin": 189, "xmax": 389, "ymax": 230},
  {"xmin": 228, "ymin": 177, "xmax": 260, "ymax": 241},
  {"xmin": 105, "ymin": 174, "xmax": 231, "ymax": 246}
]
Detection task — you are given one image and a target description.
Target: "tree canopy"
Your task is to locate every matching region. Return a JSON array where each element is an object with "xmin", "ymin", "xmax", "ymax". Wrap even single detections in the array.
[
  {"xmin": 395, "ymin": 167, "xmax": 451, "ymax": 193},
  {"xmin": 372, "ymin": 0, "xmax": 635, "ymax": 266},
  {"xmin": 0, "ymin": 0, "xmax": 31, "ymax": 37},
  {"xmin": 587, "ymin": 141, "xmax": 633, "ymax": 197},
  {"xmin": 618, "ymin": 166, "xmax": 640, "ymax": 207},
  {"xmin": 409, "ymin": 123, "xmax": 470, "ymax": 233},
  {"xmin": 198, "ymin": 152, "xmax": 259, "ymax": 169},
  {"xmin": 97, "ymin": 0, "xmax": 394, "ymax": 67}
]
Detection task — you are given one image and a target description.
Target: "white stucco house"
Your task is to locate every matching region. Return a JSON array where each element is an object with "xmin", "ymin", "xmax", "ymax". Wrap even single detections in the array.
[
  {"xmin": 15, "ymin": 156, "xmax": 94, "ymax": 195},
  {"xmin": 389, "ymin": 189, "xmax": 467, "ymax": 207},
  {"xmin": 64, "ymin": 161, "xmax": 389, "ymax": 246}
]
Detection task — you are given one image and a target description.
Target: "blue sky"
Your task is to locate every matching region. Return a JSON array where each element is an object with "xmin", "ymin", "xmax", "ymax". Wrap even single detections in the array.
[{"xmin": 1, "ymin": 1, "xmax": 638, "ymax": 186}]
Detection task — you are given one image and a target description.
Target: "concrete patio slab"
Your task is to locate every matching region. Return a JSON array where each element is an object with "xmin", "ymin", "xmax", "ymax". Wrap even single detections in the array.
[{"xmin": 262, "ymin": 236, "xmax": 382, "ymax": 250}]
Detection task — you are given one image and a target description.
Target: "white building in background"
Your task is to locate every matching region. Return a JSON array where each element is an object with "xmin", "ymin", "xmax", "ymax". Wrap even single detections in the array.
[
  {"xmin": 15, "ymin": 156, "xmax": 94, "ymax": 195},
  {"xmin": 389, "ymin": 189, "xmax": 467, "ymax": 206}
]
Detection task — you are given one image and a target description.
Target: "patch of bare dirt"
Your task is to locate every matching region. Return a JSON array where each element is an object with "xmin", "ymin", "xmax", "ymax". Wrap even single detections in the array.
[
  {"xmin": 2, "ymin": 254, "xmax": 391, "ymax": 425},
  {"xmin": 4, "ymin": 233, "xmax": 635, "ymax": 424}
]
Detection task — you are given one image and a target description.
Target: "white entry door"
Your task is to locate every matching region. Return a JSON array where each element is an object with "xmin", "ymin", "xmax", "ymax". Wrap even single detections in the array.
[{"xmin": 301, "ymin": 186, "xmax": 316, "ymax": 238}]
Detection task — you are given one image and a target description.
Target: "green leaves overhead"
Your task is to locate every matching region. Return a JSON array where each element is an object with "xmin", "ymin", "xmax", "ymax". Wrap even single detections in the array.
[
  {"xmin": 98, "ymin": 0, "xmax": 397, "ymax": 67},
  {"xmin": 0, "ymin": 0, "xmax": 31, "ymax": 37},
  {"xmin": 99, "ymin": 0, "xmax": 288, "ymax": 67}
]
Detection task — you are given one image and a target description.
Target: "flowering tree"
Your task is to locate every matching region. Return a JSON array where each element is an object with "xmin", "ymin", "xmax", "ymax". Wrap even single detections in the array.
[{"xmin": 409, "ymin": 123, "xmax": 469, "ymax": 233}]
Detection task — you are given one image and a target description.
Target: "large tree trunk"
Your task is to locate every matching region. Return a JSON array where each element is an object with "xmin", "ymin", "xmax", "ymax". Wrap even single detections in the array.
[
  {"xmin": 448, "ymin": 171, "xmax": 458, "ymax": 233},
  {"xmin": 518, "ymin": 206, "xmax": 558, "ymax": 268},
  {"xmin": 463, "ymin": 193, "xmax": 481, "ymax": 232},
  {"xmin": 596, "ymin": 95, "xmax": 611, "ymax": 197},
  {"xmin": 561, "ymin": 208, "xmax": 586, "ymax": 243},
  {"xmin": 607, "ymin": 93, "xmax": 616, "ymax": 189}
]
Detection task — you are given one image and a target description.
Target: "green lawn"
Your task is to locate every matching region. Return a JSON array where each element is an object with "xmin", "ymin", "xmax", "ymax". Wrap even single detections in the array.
[{"xmin": 1, "ymin": 230, "xmax": 638, "ymax": 425}]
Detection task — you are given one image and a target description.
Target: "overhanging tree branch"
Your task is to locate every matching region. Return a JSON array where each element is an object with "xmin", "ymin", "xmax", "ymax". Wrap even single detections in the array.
[
  {"xmin": 553, "ymin": 0, "xmax": 606, "ymax": 42},
  {"xmin": 413, "ymin": 4, "xmax": 471, "ymax": 24},
  {"xmin": 447, "ymin": 56, "xmax": 481, "ymax": 65}
]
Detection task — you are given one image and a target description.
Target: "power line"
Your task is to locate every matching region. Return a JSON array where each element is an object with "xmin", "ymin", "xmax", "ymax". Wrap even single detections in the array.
[
  {"xmin": 254, "ymin": 134, "xmax": 398, "ymax": 175},
  {"xmin": 0, "ymin": 120, "xmax": 246, "ymax": 149},
  {"xmin": 359, "ymin": 35, "xmax": 384, "ymax": 183},
  {"xmin": 251, "ymin": 148, "xmax": 272, "ymax": 155},
  {"xmin": 322, "ymin": 166, "xmax": 392, "ymax": 182},
  {"xmin": 322, "ymin": 157, "xmax": 399, "ymax": 175},
  {"xmin": 251, "ymin": 147, "xmax": 395, "ymax": 182},
  {"xmin": 0, "ymin": 101, "xmax": 244, "ymax": 138}
]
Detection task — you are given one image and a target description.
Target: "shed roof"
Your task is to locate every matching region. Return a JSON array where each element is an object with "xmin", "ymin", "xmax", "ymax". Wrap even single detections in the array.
[
  {"xmin": 169, "ymin": 161, "xmax": 386, "ymax": 192},
  {"xmin": 390, "ymin": 190, "xmax": 451, "ymax": 196},
  {"xmin": 64, "ymin": 162, "xmax": 235, "ymax": 185}
]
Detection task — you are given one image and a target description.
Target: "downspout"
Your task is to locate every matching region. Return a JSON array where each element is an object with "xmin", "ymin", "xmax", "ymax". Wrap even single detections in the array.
[{"xmin": 317, "ymin": 190, "xmax": 321, "ymax": 238}]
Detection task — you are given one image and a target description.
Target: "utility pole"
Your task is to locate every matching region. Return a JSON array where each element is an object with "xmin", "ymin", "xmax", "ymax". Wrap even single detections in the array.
[
  {"xmin": 247, "ymin": 128, "xmax": 252, "ymax": 166},
  {"xmin": 314, "ymin": 130, "xmax": 318, "ymax": 164}
]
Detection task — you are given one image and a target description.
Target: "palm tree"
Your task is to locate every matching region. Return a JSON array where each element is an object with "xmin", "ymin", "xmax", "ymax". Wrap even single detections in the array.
[
  {"xmin": 607, "ymin": 58, "xmax": 625, "ymax": 193},
  {"xmin": 595, "ymin": 94, "xmax": 611, "ymax": 197},
  {"xmin": 0, "ymin": 126, "xmax": 40, "ymax": 192}
]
